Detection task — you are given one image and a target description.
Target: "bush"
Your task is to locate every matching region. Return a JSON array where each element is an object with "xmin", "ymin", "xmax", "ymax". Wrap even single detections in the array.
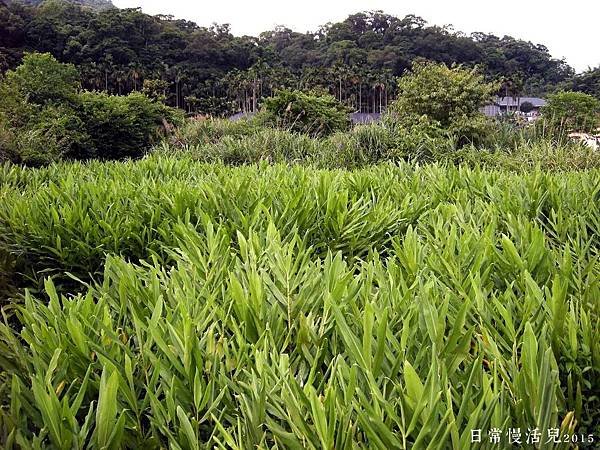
[
  {"xmin": 387, "ymin": 61, "xmax": 498, "ymax": 146},
  {"xmin": 0, "ymin": 104, "xmax": 88, "ymax": 166},
  {"xmin": 452, "ymin": 141, "xmax": 600, "ymax": 172},
  {"xmin": 484, "ymin": 118, "xmax": 576, "ymax": 151},
  {"xmin": 73, "ymin": 91, "xmax": 180, "ymax": 160},
  {"xmin": 187, "ymin": 128, "xmax": 319, "ymax": 165},
  {"xmin": 260, "ymin": 89, "xmax": 351, "ymax": 137},
  {"xmin": 0, "ymin": 52, "xmax": 80, "ymax": 106},
  {"xmin": 520, "ymin": 101, "xmax": 535, "ymax": 113},
  {"xmin": 541, "ymin": 91, "xmax": 600, "ymax": 133},
  {"xmin": 0, "ymin": 53, "xmax": 181, "ymax": 164},
  {"xmin": 171, "ymin": 116, "xmax": 262, "ymax": 147},
  {"xmin": 323, "ymin": 124, "xmax": 402, "ymax": 167},
  {"xmin": 0, "ymin": 118, "xmax": 15, "ymax": 163}
]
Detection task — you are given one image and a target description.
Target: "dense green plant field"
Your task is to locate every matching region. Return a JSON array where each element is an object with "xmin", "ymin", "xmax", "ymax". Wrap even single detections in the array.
[
  {"xmin": 0, "ymin": 156, "xmax": 599, "ymax": 448},
  {"xmin": 164, "ymin": 118, "xmax": 600, "ymax": 172}
]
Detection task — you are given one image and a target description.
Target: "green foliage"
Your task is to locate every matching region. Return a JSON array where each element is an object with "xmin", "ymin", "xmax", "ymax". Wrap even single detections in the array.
[
  {"xmin": 13, "ymin": 105, "xmax": 87, "ymax": 165},
  {"xmin": 0, "ymin": 118, "xmax": 15, "ymax": 163},
  {"xmin": 387, "ymin": 62, "xmax": 498, "ymax": 146},
  {"xmin": 541, "ymin": 91, "xmax": 600, "ymax": 133},
  {"xmin": 0, "ymin": 158, "xmax": 598, "ymax": 447},
  {"xmin": 520, "ymin": 101, "xmax": 535, "ymax": 113},
  {"xmin": 142, "ymin": 78, "xmax": 169, "ymax": 103},
  {"xmin": 166, "ymin": 120, "xmax": 457, "ymax": 169},
  {"xmin": 570, "ymin": 66, "xmax": 600, "ymax": 99},
  {"xmin": 171, "ymin": 117, "xmax": 262, "ymax": 147},
  {"xmin": 260, "ymin": 89, "xmax": 351, "ymax": 137},
  {"xmin": 74, "ymin": 91, "xmax": 180, "ymax": 160},
  {"xmin": 0, "ymin": 52, "xmax": 80, "ymax": 105},
  {"xmin": 0, "ymin": 5, "xmax": 576, "ymax": 114},
  {"xmin": 164, "ymin": 117, "xmax": 600, "ymax": 172},
  {"xmin": 390, "ymin": 62, "xmax": 497, "ymax": 126},
  {"xmin": 200, "ymin": 129, "xmax": 319, "ymax": 165},
  {"xmin": 324, "ymin": 121, "xmax": 454, "ymax": 167},
  {"xmin": 453, "ymin": 141, "xmax": 600, "ymax": 172},
  {"xmin": 0, "ymin": 53, "xmax": 180, "ymax": 164},
  {"xmin": 16, "ymin": 0, "xmax": 114, "ymax": 10}
]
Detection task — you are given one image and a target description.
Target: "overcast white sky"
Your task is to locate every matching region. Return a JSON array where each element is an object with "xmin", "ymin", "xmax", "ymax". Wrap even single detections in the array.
[{"xmin": 113, "ymin": 0, "xmax": 599, "ymax": 73}]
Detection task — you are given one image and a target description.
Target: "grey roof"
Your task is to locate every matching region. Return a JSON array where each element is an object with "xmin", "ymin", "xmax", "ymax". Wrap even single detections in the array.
[
  {"xmin": 229, "ymin": 112, "xmax": 256, "ymax": 121},
  {"xmin": 350, "ymin": 113, "xmax": 382, "ymax": 124},
  {"xmin": 495, "ymin": 97, "xmax": 546, "ymax": 107}
]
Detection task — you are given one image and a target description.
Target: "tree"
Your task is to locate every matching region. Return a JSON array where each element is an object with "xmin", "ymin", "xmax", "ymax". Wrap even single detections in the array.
[
  {"xmin": 541, "ymin": 91, "xmax": 600, "ymax": 133},
  {"xmin": 0, "ymin": 5, "xmax": 578, "ymax": 115},
  {"xmin": 142, "ymin": 78, "xmax": 169, "ymax": 102},
  {"xmin": 570, "ymin": 66, "xmax": 600, "ymax": 99},
  {"xmin": 520, "ymin": 101, "xmax": 535, "ymax": 113},
  {"xmin": 1, "ymin": 52, "xmax": 80, "ymax": 105},
  {"xmin": 387, "ymin": 61, "xmax": 498, "ymax": 144}
]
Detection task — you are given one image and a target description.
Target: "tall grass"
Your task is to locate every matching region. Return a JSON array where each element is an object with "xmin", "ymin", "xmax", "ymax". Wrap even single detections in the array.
[
  {"xmin": 162, "ymin": 117, "xmax": 600, "ymax": 172},
  {"xmin": 0, "ymin": 157, "xmax": 598, "ymax": 448}
]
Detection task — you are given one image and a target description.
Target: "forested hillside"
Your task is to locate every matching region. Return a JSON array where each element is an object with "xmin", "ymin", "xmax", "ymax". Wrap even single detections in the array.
[
  {"xmin": 0, "ymin": 0, "xmax": 597, "ymax": 115},
  {"xmin": 5, "ymin": 0, "xmax": 112, "ymax": 10}
]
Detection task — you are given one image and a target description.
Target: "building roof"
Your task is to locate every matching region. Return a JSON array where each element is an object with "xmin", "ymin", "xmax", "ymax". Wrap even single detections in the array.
[
  {"xmin": 350, "ymin": 113, "xmax": 382, "ymax": 124},
  {"xmin": 229, "ymin": 112, "xmax": 256, "ymax": 121},
  {"xmin": 495, "ymin": 97, "xmax": 546, "ymax": 107}
]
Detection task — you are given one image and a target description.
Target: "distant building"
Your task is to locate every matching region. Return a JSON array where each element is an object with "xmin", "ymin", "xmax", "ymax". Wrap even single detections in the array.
[
  {"xmin": 229, "ymin": 111, "xmax": 255, "ymax": 122},
  {"xmin": 482, "ymin": 97, "xmax": 547, "ymax": 120},
  {"xmin": 350, "ymin": 113, "xmax": 382, "ymax": 124}
]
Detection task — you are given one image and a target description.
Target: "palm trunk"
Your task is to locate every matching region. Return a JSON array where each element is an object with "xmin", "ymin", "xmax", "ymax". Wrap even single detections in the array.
[{"xmin": 359, "ymin": 83, "xmax": 362, "ymax": 113}]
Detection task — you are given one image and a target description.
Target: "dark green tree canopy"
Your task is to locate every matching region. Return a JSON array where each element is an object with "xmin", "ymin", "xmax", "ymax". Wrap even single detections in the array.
[
  {"xmin": 0, "ymin": 2, "xmax": 582, "ymax": 116},
  {"xmin": 570, "ymin": 67, "xmax": 600, "ymax": 100}
]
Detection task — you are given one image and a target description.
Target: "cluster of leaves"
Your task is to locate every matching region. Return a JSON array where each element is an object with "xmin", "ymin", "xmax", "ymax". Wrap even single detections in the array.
[
  {"xmin": 11, "ymin": 0, "xmax": 113, "ymax": 10},
  {"xmin": 0, "ymin": 53, "xmax": 180, "ymax": 165},
  {"xmin": 569, "ymin": 66, "xmax": 600, "ymax": 99},
  {"xmin": 0, "ymin": 3, "xmax": 580, "ymax": 116},
  {"xmin": 541, "ymin": 91, "xmax": 600, "ymax": 133},
  {"xmin": 386, "ymin": 62, "xmax": 498, "ymax": 147},
  {"xmin": 260, "ymin": 90, "xmax": 351, "ymax": 137},
  {"xmin": 0, "ymin": 158, "xmax": 598, "ymax": 448}
]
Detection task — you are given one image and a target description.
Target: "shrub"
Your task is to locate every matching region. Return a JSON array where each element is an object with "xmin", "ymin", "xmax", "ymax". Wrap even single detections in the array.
[
  {"xmin": 0, "ymin": 118, "xmax": 15, "ymax": 163},
  {"xmin": 520, "ymin": 101, "xmax": 535, "ymax": 113},
  {"xmin": 0, "ymin": 103, "xmax": 88, "ymax": 166},
  {"xmin": 0, "ymin": 52, "xmax": 80, "ymax": 106},
  {"xmin": 484, "ymin": 117, "xmax": 576, "ymax": 151},
  {"xmin": 541, "ymin": 91, "xmax": 600, "ymax": 133},
  {"xmin": 351, "ymin": 123, "xmax": 400, "ymax": 160},
  {"xmin": 0, "ymin": 53, "xmax": 181, "ymax": 164},
  {"xmin": 452, "ymin": 140, "xmax": 600, "ymax": 172},
  {"xmin": 260, "ymin": 89, "xmax": 351, "ymax": 137},
  {"xmin": 73, "ymin": 91, "xmax": 180, "ymax": 160},
  {"xmin": 323, "ymin": 124, "xmax": 402, "ymax": 167},
  {"xmin": 387, "ymin": 61, "xmax": 498, "ymax": 146},
  {"xmin": 194, "ymin": 128, "xmax": 319, "ymax": 165},
  {"xmin": 171, "ymin": 116, "xmax": 262, "ymax": 147}
]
